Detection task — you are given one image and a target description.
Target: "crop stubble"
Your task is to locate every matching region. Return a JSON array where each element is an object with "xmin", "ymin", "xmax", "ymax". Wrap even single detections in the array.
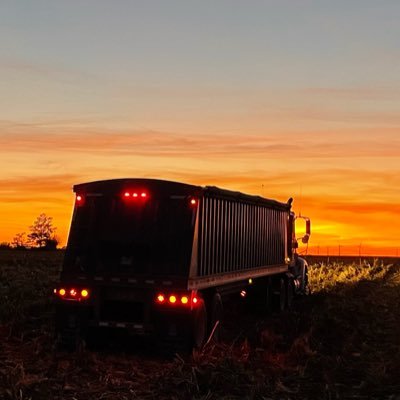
[{"xmin": 0, "ymin": 251, "xmax": 399, "ymax": 399}]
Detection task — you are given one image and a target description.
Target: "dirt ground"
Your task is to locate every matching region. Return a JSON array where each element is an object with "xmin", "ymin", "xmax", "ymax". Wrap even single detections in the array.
[{"xmin": 0, "ymin": 251, "xmax": 400, "ymax": 399}]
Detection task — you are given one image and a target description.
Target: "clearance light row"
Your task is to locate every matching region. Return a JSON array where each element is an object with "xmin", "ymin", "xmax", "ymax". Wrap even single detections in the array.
[
  {"xmin": 76, "ymin": 194, "xmax": 198, "ymax": 206},
  {"xmin": 54, "ymin": 287, "xmax": 90, "ymax": 301},
  {"xmin": 155, "ymin": 293, "xmax": 199, "ymax": 307},
  {"xmin": 76, "ymin": 192, "xmax": 149, "ymax": 204},
  {"xmin": 123, "ymin": 191, "xmax": 148, "ymax": 199}
]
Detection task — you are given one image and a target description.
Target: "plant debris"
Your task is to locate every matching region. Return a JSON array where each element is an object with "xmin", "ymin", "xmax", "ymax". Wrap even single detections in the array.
[{"xmin": 1, "ymin": 251, "xmax": 400, "ymax": 399}]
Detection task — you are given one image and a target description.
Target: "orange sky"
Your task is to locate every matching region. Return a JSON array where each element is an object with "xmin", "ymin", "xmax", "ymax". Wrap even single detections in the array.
[
  {"xmin": 1, "ymin": 124, "xmax": 399, "ymax": 256},
  {"xmin": 1, "ymin": 2, "xmax": 400, "ymax": 256}
]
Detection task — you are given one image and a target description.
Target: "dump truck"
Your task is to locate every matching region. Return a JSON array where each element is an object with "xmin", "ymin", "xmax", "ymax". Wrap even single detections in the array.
[{"xmin": 54, "ymin": 178, "xmax": 310, "ymax": 350}]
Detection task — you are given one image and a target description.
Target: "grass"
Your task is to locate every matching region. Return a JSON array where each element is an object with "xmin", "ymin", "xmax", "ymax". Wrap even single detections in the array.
[
  {"xmin": 0, "ymin": 251, "xmax": 399, "ymax": 399},
  {"xmin": 0, "ymin": 250, "xmax": 62, "ymax": 328}
]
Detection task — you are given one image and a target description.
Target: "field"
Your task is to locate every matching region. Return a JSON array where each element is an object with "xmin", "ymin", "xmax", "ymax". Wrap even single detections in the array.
[{"xmin": 0, "ymin": 251, "xmax": 399, "ymax": 400}]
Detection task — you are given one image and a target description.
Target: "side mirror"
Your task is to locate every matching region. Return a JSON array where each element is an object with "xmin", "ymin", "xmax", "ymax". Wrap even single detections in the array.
[
  {"xmin": 301, "ymin": 219, "xmax": 311, "ymax": 243},
  {"xmin": 301, "ymin": 234, "xmax": 310, "ymax": 244}
]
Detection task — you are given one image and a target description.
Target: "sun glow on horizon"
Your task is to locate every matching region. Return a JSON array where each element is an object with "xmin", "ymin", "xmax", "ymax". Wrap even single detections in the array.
[
  {"xmin": 1, "ymin": 2, "xmax": 400, "ymax": 256},
  {"xmin": 0, "ymin": 136, "xmax": 399, "ymax": 257}
]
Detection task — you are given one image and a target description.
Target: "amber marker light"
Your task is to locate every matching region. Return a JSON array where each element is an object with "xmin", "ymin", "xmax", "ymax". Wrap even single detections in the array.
[
  {"xmin": 181, "ymin": 296, "xmax": 189, "ymax": 304},
  {"xmin": 248, "ymin": 278, "xmax": 253, "ymax": 284},
  {"xmin": 59, "ymin": 288, "xmax": 66, "ymax": 296},
  {"xmin": 157, "ymin": 294, "xmax": 165, "ymax": 303},
  {"xmin": 169, "ymin": 295, "xmax": 177, "ymax": 304},
  {"xmin": 81, "ymin": 289, "xmax": 89, "ymax": 298}
]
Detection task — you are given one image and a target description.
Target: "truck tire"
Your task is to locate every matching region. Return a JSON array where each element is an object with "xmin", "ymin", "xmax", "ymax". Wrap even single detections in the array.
[
  {"xmin": 286, "ymin": 276, "xmax": 295, "ymax": 310},
  {"xmin": 265, "ymin": 277, "xmax": 273, "ymax": 314},
  {"xmin": 155, "ymin": 315, "xmax": 191, "ymax": 355},
  {"xmin": 57, "ymin": 325, "xmax": 87, "ymax": 353},
  {"xmin": 279, "ymin": 277, "xmax": 286, "ymax": 312},
  {"xmin": 208, "ymin": 293, "xmax": 223, "ymax": 342},
  {"xmin": 293, "ymin": 256, "xmax": 310, "ymax": 295},
  {"xmin": 155, "ymin": 301, "xmax": 207, "ymax": 355},
  {"xmin": 55, "ymin": 310, "xmax": 82, "ymax": 352},
  {"xmin": 271, "ymin": 276, "xmax": 286, "ymax": 312},
  {"xmin": 192, "ymin": 299, "xmax": 207, "ymax": 349}
]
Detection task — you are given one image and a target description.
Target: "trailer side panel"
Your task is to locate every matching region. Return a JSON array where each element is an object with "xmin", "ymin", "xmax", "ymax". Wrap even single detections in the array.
[{"xmin": 195, "ymin": 193, "xmax": 289, "ymax": 282}]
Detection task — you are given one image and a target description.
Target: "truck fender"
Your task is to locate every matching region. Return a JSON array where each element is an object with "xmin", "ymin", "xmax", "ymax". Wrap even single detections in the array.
[{"xmin": 293, "ymin": 256, "xmax": 309, "ymax": 295}]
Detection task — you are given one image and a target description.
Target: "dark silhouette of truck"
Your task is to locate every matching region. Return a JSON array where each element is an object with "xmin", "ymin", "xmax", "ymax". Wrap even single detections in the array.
[{"xmin": 55, "ymin": 178, "xmax": 310, "ymax": 351}]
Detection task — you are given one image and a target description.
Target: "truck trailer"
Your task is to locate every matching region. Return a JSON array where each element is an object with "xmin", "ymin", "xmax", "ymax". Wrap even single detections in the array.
[{"xmin": 55, "ymin": 178, "xmax": 310, "ymax": 351}]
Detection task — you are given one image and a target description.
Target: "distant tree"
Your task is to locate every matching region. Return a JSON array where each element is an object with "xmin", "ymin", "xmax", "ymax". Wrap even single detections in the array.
[
  {"xmin": 28, "ymin": 214, "xmax": 59, "ymax": 249},
  {"xmin": 11, "ymin": 232, "xmax": 28, "ymax": 249},
  {"xmin": 0, "ymin": 242, "xmax": 11, "ymax": 250}
]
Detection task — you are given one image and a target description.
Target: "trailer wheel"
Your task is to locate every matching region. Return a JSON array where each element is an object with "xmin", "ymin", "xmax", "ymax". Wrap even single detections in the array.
[
  {"xmin": 192, "ymin": 300, "xmax": 207, "ymax": 349},
  {"xmin": 286, "ymin": 277, "xmax": 295, "ymax": 310},
  {"xmin": 209, "ymin": 293, "xmax": 223, "ymax": 342},
  {"xmin": 272, "ymin": 276, "xmax": 286, "ymax": 312},
  {"xmin": 57, "ymin": 325, "xmax": 88, "ymax": 353},
  {"xmin": 155, "ymin": 315, "xmax": 191, "ymax": 355},
  {"xmin": 55, "ymin": 310, "xmax": 83, "ymax": 352},
  {"xmin": 265, "ymin": 277, "xmax": 273, "ymax": 314},
  {"xmin": 279, "ymin": 277, "xmax": 286, "ymax": 312}
]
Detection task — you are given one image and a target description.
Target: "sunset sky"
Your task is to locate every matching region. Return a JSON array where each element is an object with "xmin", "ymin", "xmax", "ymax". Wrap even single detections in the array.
[{"xmin": 1, "ymin": 1, "xmax": 399, "ymax": 255}]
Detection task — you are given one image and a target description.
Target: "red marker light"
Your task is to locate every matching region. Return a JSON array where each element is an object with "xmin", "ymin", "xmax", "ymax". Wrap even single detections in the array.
[
  {"xmin": 190, "ymin": 198, "xmax": 197, "ymax": 206},
  {"xmin": 76, "ymin": 195, "xmax": 85, "ymax": 206},
  {"xmin": 141, "ymin": 192, "xmax": 147, "ymax": 198},
  {"xmin": 124, "ymin": 192, "xmax": 130, "ymax": 198},
  {"xmin": 192, "ymin": 297, "xmax": 198, "ymax": 304},
  {"xmin": 70, "ymin": 288, "xmax": 77, "ymax": 297}
]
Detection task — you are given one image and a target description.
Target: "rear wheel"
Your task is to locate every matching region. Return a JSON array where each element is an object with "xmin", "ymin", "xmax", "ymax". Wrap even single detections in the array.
[
  {"xmin": 55, "ymin": 309, "xmax": 83, "ymax": 352},
  {"xmin": 271, "ymin": 276, "xmax": 286, "ymax": 312},
  {"xmin": 57, "ymin": 327, "xmax": 80, "ymax": 352},
  {"xmin": 155, "ymin": 313, "xmax": 191, "ymax": 355},
  {"xmin": 265, "ymin": 277, "xmax": 273, "ymax": 314},
  {"xmin": 286, "ymin": 276, "xmax": 295, "ymax": 310},
  {"xmin": 192, "ymin": 300, "xmax": 207, "ymax": 349},
  {"xmin": 208, "ymin": 293, "xmax": 223, "ymax": 342},
  {"xmin": 279, "ymin": 277, "xmax": 286, "ymax": 312},
  {"xmin": 155, "ymin": 300, "xmax": 207, "ymax": 355}
]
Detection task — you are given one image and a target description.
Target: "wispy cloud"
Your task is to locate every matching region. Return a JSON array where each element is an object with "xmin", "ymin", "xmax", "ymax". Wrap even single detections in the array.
[
  {"xmin": 0, "ymin": 174, "xmax": 81, "ymax": 198},
  {"xmin": 301, "ymin": 86, "xmax": 400, "ymax": 100},
  {"xmin": 0, "ymin": 56, "xmax": 99, "ymax": 85},
  {"xmin": 1, "ymin": 123, "xmax": 399, "ymax": 160}
]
